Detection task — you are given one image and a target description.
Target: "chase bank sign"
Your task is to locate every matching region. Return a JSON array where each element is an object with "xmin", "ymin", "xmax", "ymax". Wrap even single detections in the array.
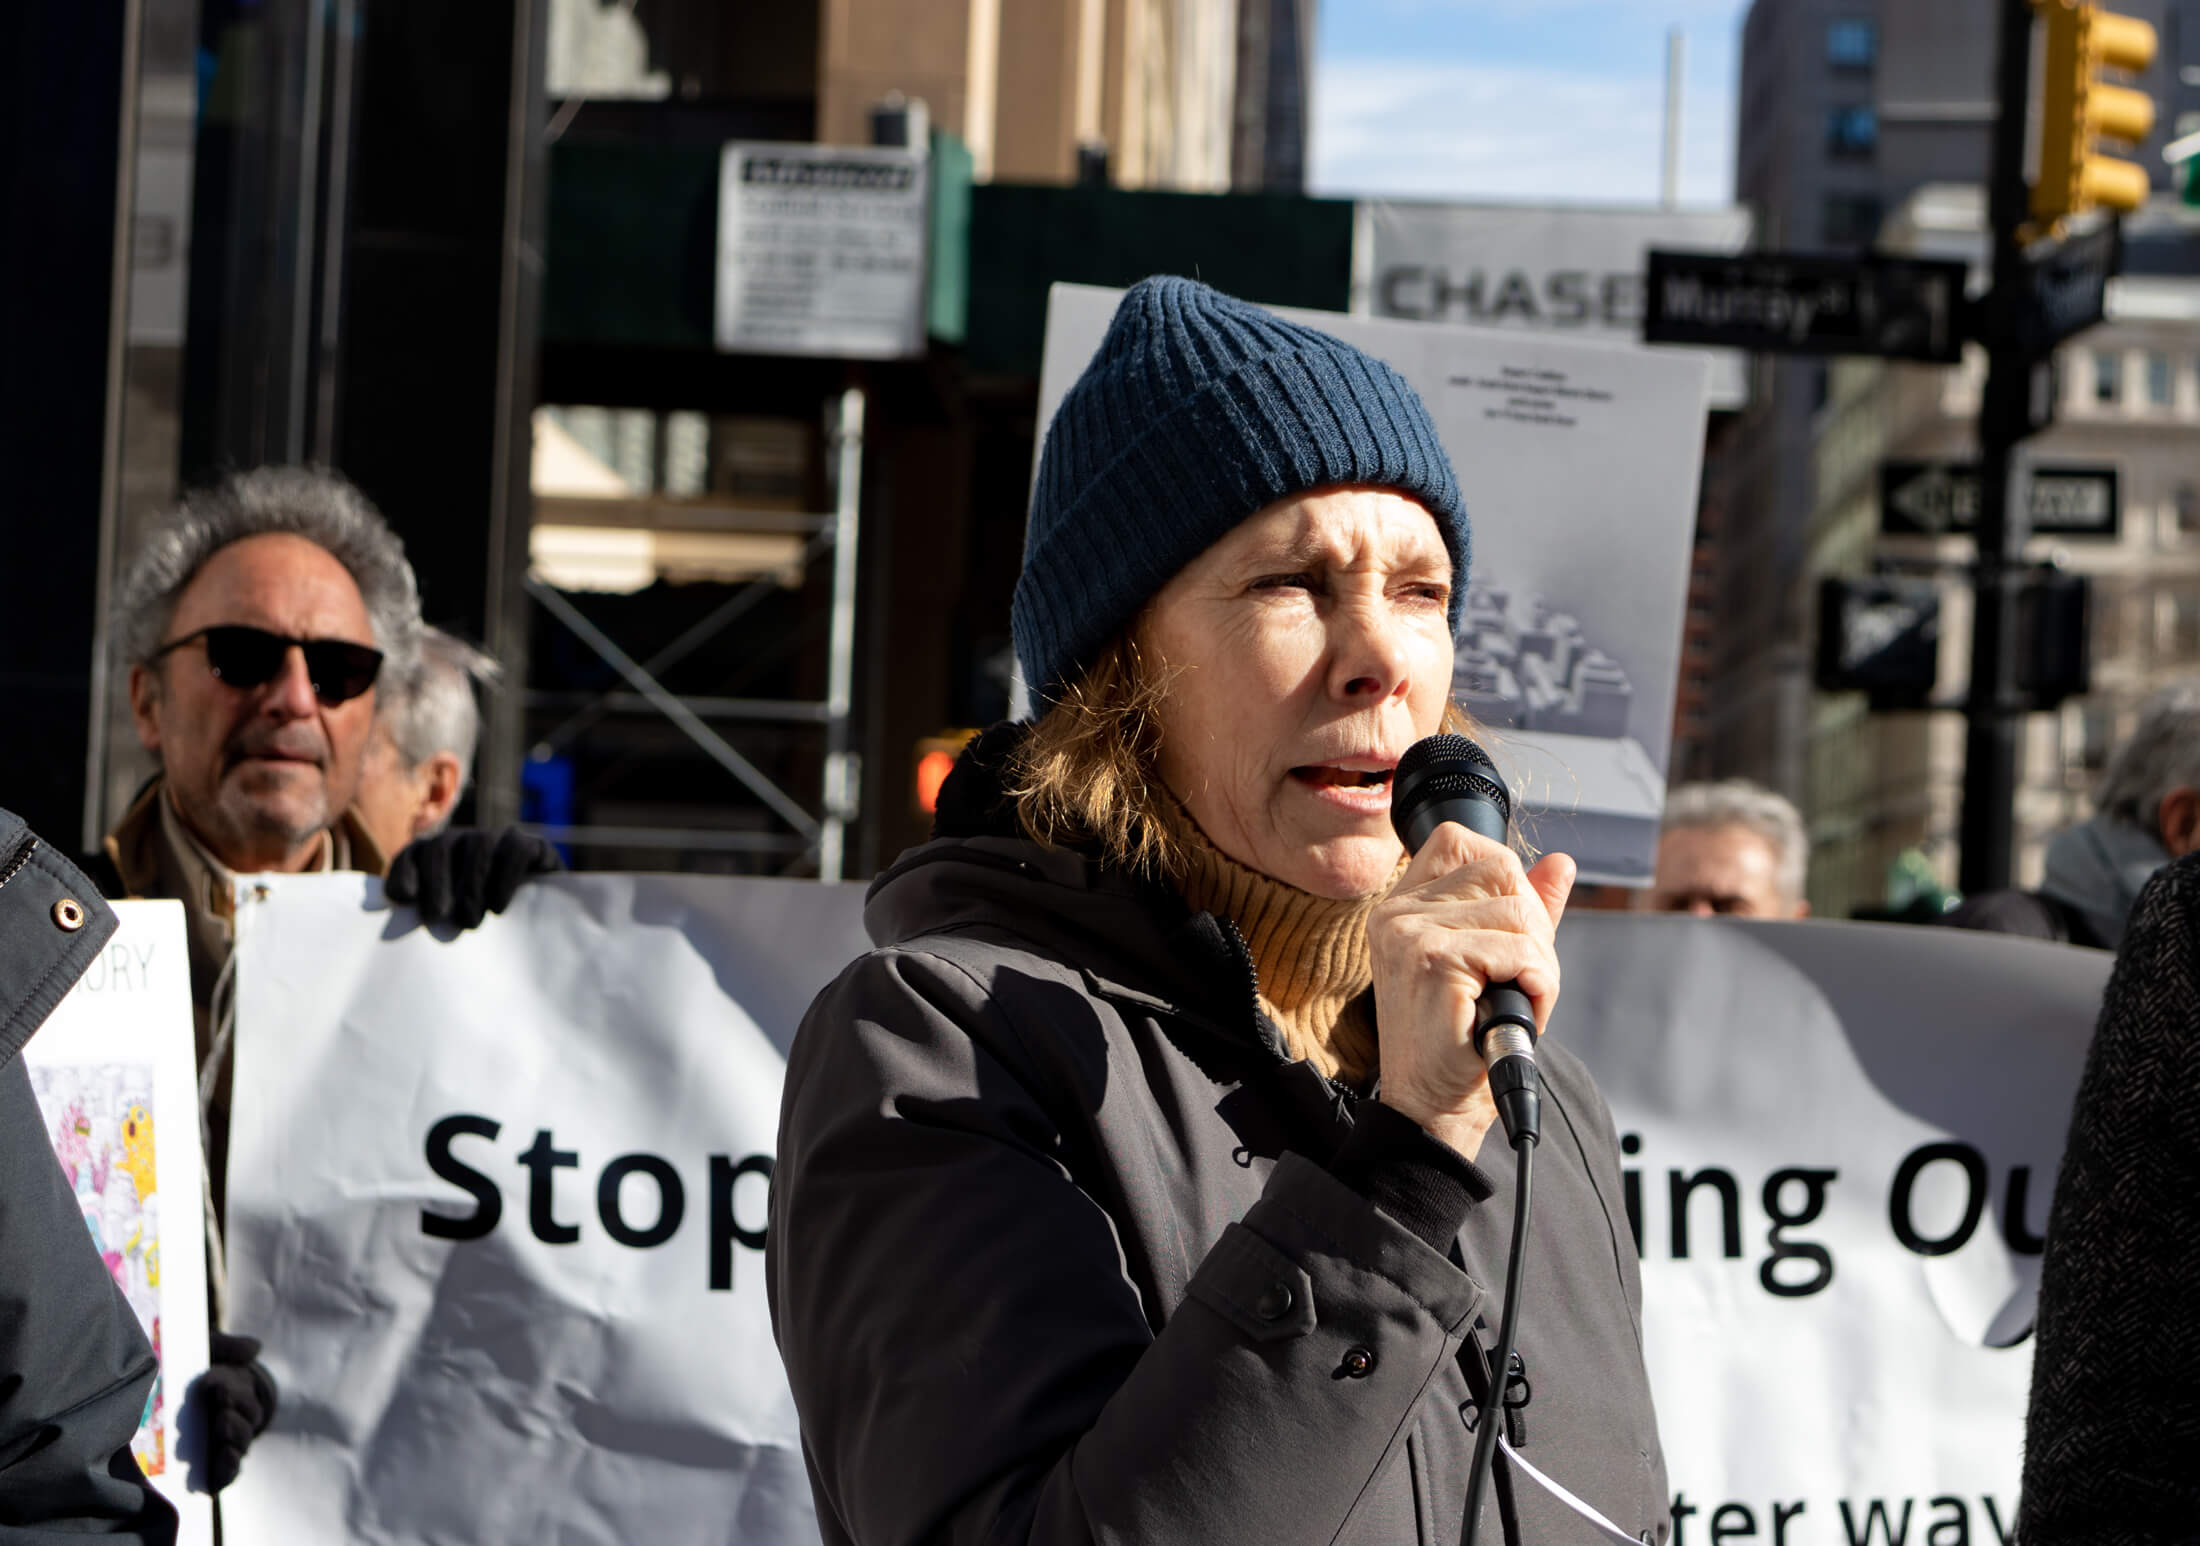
[{"xmin": 1358, "ymin": 201, "xmax": 1752, "ymax": 409}]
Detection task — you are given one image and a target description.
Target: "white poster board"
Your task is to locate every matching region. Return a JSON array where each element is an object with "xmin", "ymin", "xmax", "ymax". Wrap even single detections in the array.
[
  {"xmin": 220, "ymin": 874, "xmax": 870, "ymax": 1546},
  {"xmin": 1356, "ymin": 201, "xmax": 1753, "ymax": 409},
  {"xmin": 714, "ymin": 142, "xmax": 928, "ymax": 359},
  {"xmin": 24, "ymin": 898, "xmax": 214, "ymax": 1546},
  {"xmin": 1035, "ymin": 283, "xmax": 1711, "ymax": 884}
]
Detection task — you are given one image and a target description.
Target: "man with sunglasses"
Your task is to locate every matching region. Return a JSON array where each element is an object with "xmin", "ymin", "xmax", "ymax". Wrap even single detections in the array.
[{"xmin": 90, "ymin": 468, "xmax": 424, "ymax": 1498}]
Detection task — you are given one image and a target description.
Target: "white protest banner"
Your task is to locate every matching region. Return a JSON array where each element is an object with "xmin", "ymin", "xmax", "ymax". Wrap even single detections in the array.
[
  {"xmin": 220, "ymin": 862, "xmax": 2107, "ymax": 1541},
  {"xmin": 1354, "ymin": 201, "xmax": 1753, "ymax": 408},
  {"xmin": 24, "ymin": 898, "xmax": 214, "ymax": 1546},
  {"xmin": 1035, "ymin": 283, "xmax": 1709, "ymax": 885},
  {"xmin": 715, "ymin": 142, "xmax": 929, "ymax": 359},
  {"xmin": 220, "ymin": 873, "xmax": 871, "ymax": 1546},
  {"xmin": 1557, "ymin": 914, "xmax": 2108, "ymax": 1545}
]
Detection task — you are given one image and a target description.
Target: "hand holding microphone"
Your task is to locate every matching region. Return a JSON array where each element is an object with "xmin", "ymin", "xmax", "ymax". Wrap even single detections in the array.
[{"xmin": 1369, "ymin": 735, "xmax": 1573, "ymax": 1155}]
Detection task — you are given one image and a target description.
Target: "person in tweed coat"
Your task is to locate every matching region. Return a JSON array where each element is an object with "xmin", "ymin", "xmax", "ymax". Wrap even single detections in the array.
[{"xmin": 2017, "ymin": 850, "xmax": 2200, "ymax": 1543}]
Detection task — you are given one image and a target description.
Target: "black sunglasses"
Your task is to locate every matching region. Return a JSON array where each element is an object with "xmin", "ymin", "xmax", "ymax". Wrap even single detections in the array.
[{"xmin": 150, "ymin": 625, "xmax": 384, "ymax": 707}]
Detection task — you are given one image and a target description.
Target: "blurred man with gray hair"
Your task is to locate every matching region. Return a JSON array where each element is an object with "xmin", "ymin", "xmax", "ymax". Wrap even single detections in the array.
[
  {"xmin": 1947, "ymin": 681, "xmax": 2200, "ymax": 948},
  {"xmin": 1645, "ymin": 779, "xmax": 1812, "ymax": 919},
  {"xmin": 354, "ymin": 627, "xmax": 502, "ymax": 859}
]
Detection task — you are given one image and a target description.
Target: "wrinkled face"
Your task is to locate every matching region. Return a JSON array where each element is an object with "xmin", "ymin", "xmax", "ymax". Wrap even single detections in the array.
[
  {"xmin": 129, "ymin": 534, "xmax": 381, "ymax": 872},
  {"xmin": 353, "ymin": 726, "xmax": 426, "ymax": 862},
  {"xmin": 1143, "ymin": 486, "xmax": 1455, "ymax": 899},
  {"xmin": 1647, "ymin": 823, "xmax": 1804, "ymax": 918},
  {"xmin": 353, "ymin": 725, "xmax": 465, "ymax": 862}
]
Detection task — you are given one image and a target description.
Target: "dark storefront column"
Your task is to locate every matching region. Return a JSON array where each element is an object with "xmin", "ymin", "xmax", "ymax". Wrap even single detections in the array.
[
  {"xmin": 334, "ymin": 0, "xmax": 548, "ymax": 824},
  {"xmin": 179, "ymin": 0, "xmax": 546, "ymax": 827},
  {"xmin": 0, "ymin": 0, "xmax": 127, "ymax": 850}
]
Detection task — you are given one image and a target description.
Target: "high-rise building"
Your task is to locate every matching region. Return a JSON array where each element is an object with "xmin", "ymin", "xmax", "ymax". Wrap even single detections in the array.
[
  {"xmin": 1804, "ymin": 192, "xmax": 2200, "ymax": 917},
  {"xmin": 1715, "ymin": 1, "xmax": 1888, "ymax": 802},
  {"xmin": 1231, "ymin": 0, "xmax": 1316, "ymax": 194},
  {"xmin": 1722, "ymin": 0, "xmax": 2193, "ymax": 806},
  {"xmin": 1726, "ymin": 0, "xmax": 2200, "ymax": 914},
  {"xmin": 816, "ymin": 0, "xmax": 1290, "ymax": 192}
]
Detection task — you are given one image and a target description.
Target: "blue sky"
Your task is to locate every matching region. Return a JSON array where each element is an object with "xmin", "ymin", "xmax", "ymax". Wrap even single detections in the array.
[{"xmin": 1310, "ymin": 0, "xmax": 1752, "ymax": 207}]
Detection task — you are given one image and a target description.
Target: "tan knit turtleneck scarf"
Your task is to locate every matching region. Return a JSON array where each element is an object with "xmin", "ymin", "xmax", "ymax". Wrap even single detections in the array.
[{"xmin": 1155, "ymin": 797, "xmax": 1402, "ymax": 1088}]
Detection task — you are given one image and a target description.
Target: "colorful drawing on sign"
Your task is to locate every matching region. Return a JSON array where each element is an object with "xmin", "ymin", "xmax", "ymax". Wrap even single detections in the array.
[{"xmin": 32, "ymin": 1065, "xmax": 165, "ymax": 1475}]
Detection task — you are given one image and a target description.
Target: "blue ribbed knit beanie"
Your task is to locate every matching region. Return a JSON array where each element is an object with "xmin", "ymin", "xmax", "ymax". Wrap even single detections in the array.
[{"xmin": 1013, "ymin": 275, "xmax": 1470, "ymax": 705}]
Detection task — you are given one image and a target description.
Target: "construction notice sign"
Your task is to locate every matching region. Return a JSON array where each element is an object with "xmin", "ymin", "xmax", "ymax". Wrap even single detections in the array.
[{"xmin": 715, "ymin": 142, "xmax": 928, "ymax": 360}]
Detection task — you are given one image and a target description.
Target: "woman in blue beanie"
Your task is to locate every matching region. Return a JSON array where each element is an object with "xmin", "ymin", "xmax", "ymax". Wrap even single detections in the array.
[{"xmin": 770, "ymin": 277, "xmax": 1667, "ymax": 1546}]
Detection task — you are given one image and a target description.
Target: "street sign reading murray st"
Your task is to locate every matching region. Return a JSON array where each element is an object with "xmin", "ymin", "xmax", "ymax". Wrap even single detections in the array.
[
  {"xmin": 1879, "ymin": 461, "xmax": 2119, "ymax": 538},
  {"xmin": 1643, "ymin": 250, "xmax": 1969, "ymax": 363}
]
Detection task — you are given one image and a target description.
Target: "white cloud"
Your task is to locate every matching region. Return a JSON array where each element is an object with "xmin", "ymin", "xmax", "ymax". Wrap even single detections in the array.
[{"xmin": 1311, "ymin": 58, "xmax": 1737, "ymax": 207}]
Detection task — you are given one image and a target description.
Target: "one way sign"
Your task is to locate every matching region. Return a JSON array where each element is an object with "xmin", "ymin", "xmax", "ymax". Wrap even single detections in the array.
[{"xmin": 1879, "ymin": 461, "xmax": 2119, "ymax": 538}]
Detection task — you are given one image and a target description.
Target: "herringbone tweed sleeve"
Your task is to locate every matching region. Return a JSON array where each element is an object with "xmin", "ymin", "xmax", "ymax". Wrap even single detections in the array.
[{"xmin": 2018, "ymin": 850, "xmax": 2200, "ymax": 1546}]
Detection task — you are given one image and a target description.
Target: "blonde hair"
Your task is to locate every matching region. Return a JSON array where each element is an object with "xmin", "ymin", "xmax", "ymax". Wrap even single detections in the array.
[
  {"xmin": 1007, "ymin": 630, "xmax": 1477, "ymax": 879},
  {"xmin": 1007, "ymin": 633, "xmax": 1186, "ymax": 878}
]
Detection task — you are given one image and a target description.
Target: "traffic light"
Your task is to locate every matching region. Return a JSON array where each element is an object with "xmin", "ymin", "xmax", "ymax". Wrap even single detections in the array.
[
  {"xmin": 913, "ymin": 729, "xmax": 980, "ymax": 815},
  {"xmin": 2032, "ymin": 0, "xmax": 2159, "ymax": 228}
]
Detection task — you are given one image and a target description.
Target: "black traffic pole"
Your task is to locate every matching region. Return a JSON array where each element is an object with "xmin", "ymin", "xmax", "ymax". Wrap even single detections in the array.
[{"xmin": 1960, "ymin": 0, "xmax": 2039, "ymax": 896}]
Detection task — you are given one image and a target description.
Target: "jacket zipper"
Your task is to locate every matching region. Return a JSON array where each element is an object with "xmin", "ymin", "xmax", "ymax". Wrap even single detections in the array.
[{"xmin": 0, "ymin": 834, "xmax": 36, "ymax": 895}]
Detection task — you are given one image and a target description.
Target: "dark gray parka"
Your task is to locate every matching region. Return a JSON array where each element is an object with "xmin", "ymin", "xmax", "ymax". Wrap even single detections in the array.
[
  {"xmin": 0, "ymin": 808, "xmax": 178, "ymax": 1543},
  {"xmin": 770, "ymin": 739, "xmax": 1667, "ymax": 1546}
]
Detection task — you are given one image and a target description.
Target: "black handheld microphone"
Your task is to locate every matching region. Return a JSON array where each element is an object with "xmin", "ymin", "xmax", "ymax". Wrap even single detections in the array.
[{"xmin": 1389, "ymin": 734, "xmax": 1542, "ymax": 1146}]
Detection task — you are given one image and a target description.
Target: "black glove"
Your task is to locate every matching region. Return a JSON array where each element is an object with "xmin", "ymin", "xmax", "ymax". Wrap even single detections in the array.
[
  {"xmin": 385, "ymin": 826, "xmax": 564, "ymax": 930},
  {"xmin": 188, "ymin": 1331, "xmax": 278, "ymax": 1493}
]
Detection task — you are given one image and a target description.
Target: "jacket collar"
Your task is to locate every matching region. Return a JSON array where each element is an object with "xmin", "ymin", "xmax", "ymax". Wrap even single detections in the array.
[
  {"xmin": 103, "ymin": 776, "xmax": 390, "ymax": 902},
  {"xmin": 1, "ymin": 807, "xmax": 121, "ymax": 1065},
  {"xmin": 871, "ymin": 723, "xmax": 1290, "ymax": 1064}
]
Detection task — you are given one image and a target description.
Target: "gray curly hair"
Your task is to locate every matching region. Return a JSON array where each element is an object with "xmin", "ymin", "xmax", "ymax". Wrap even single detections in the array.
[
  {"xmin": 2095, "ymin": 679, "xmax": 2200, "ymax": 833},
  {"xmin": 1662, "ymin": 778, "xmax": 1810, "ymax": 903},
  {"xmin": 115, "ymin": 467, "xmax": 424, "ymax": 684}
]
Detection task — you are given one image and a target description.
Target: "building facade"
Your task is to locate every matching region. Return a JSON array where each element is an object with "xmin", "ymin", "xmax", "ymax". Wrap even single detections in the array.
[
  {"xmin": 1717, "ymin": 0, "xmax": 1888, "ymax": 801},
  {"xmin": 815, "ymin": 0, "xmax": 1304, "ymax": 192}
]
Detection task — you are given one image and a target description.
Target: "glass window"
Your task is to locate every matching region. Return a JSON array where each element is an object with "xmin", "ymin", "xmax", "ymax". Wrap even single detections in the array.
[
  {"xmin": 1825, "ymin": 105, "xmax": 1878, "ymax": 158},
  {"xmin": 1822, "ymin": 193, "xmax": 1883, "ymax": 247},
  {"xmin": 2077, "ymin": 702, "xmax": 2116, "ymax": 771},
  {"xmin": 2095, "ymin": 351, "xmax": 2123, "ymax": 404},
  {"xmin": 1827, "ymin": 18, "xmax": 1878, "ymax": 70},
  {"xmin": 2093, "ymin": 580, "xmax": 2125, "ymax": 658},
  {"xmin": 2148, "ymin": 352, "xmax": 2174, "ymax": 406},
  {"xmin": 2177, "ymin": 481, "xmax": 2200, "ymax": 536},
  {"xmin": 2171, "ymin": 591, "xmax": 2200, "ymax": 658}
]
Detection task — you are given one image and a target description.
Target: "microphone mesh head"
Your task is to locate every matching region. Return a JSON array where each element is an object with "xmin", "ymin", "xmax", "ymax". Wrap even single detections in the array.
[{"xmin": 1391, "ymin": 733, "xmax": 1512, "ymax": 843}]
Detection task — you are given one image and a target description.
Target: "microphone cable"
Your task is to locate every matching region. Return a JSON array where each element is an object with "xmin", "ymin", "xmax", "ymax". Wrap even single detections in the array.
[{"xmin": 1462, "ymin": 1126, "xmax": 1534, "ymax": 1546}]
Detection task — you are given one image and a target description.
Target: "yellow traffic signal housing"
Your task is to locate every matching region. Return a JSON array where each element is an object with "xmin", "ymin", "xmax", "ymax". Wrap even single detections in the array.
[{"xmin": 2034, "ymin": 0, "xmax": 2159, "ymax": 225}]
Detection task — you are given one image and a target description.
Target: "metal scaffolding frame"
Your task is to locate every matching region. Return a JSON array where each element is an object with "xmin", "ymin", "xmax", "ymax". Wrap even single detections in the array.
[{"xmin": 521, "ymin": 386, "xmax": 866, "ymax": 880}]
